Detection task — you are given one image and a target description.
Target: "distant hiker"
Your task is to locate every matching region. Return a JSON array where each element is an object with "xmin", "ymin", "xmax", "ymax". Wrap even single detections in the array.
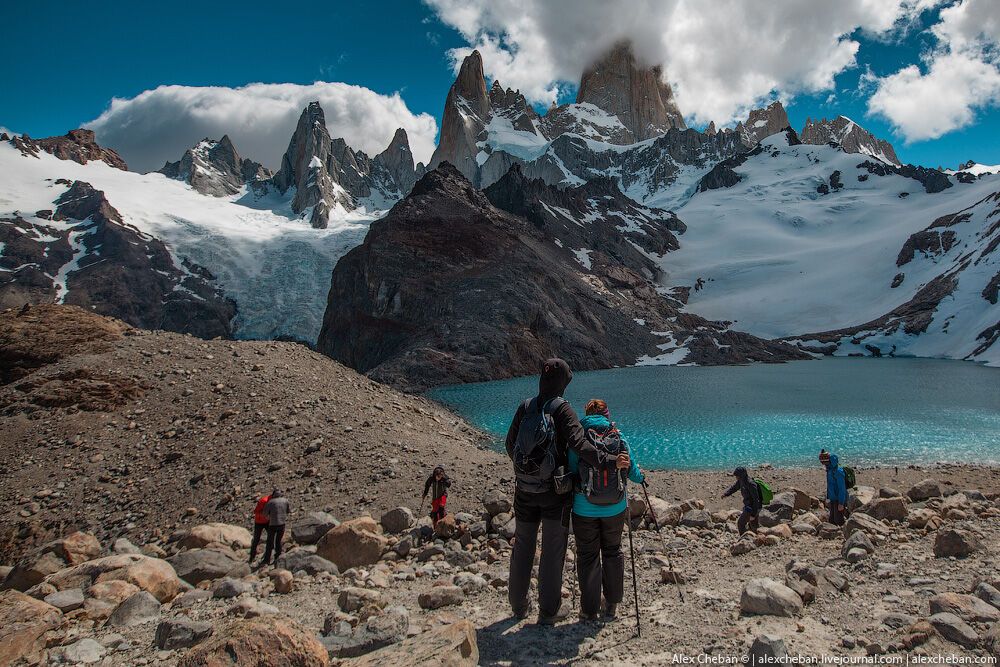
[
  {"xmin": 569, "ymin": 399, "xmax": 644, "ymax": 621},
  {"xmin": 504, "ymin": 358, "xmax": 623, "ymax": 625},
  {"xmin": 248, "ymin": 492, "xmax": 271, "ymax": 564},
  {"xmin": 722, "ymin": 467, "xmax": 762, "ymax": 534},
  {"xmin": 819, "ymin": 450, "xmax": 848, "ymax": 526},
  {"xmin": 260, "ymin": 488, "xmax": 289, "ymax": 566},
  {"xmin": 422, "ymin": 466, "xmax": 451, "ymax": 526}
]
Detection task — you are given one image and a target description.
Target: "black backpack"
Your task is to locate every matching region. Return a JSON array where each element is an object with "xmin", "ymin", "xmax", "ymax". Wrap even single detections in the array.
[
  {"xmin": 513, "ymin": 397, "xmax": 564, "ymax": 493},
  {"xmin": 578, "ymin": 425, "xmax": 627, "ymax": 505}
]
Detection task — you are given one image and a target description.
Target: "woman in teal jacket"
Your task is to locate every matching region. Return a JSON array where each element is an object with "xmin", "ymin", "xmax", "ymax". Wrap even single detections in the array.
[{"xmin": 568, "ymin": 399, "xmax": 644, "ymax": 621}]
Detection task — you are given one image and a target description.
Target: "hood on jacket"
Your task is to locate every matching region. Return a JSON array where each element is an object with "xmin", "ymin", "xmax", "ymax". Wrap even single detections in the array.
[
  {"xmin": 580, "ymin": 414, "xmax": 612, "ymax": 431},
  {"xmin": 733, "ymin": 467, "xmax": 748, "ymax": 479},
  {"xmin": 827, "ymin": 454, "xmax": 839, "ymax": 469},
  {"xmin": 538, "ymin": 358, "xmax": 572, "ymax": 400}
]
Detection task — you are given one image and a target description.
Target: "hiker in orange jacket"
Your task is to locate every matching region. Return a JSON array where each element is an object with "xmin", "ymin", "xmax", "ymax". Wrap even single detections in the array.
[{"xmin": 248, "ymin": 492, "xmax": 270, "ymax": 564}]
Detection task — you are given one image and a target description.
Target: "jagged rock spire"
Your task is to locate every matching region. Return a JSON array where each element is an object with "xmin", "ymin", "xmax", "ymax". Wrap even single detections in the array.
[{"xmin": 428, "ymin": 50, "xmax": 491, "ymax": 183}]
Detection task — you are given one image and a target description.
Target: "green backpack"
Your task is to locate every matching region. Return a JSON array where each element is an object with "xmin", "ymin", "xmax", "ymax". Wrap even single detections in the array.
[
  {"xmin": 755, "ymin": 479, "xmax": 774, "ymax": 505},
  {"xmin": 843, "ymin": 466, "xmax": 857, "ymax": 489}
]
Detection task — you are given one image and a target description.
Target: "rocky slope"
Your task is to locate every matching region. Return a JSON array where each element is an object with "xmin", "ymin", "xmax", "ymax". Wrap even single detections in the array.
[
  {"xmin": 0, "ymin": 181, "xmax": 235, "ymax": 338},
  {"xmin": 801, "ymin": 116, "xmax": 901, "ymax": 166},
  {"xmin": 158, "ymin": 135, "xmax": 271, "ymax": 197},
  {"xmin": 316, "ymin": 164, "xmax": 808, "ymax": 390},
  {"xmin": 7, "ymin": 129, "xmax": 128, "ymax": 171}
]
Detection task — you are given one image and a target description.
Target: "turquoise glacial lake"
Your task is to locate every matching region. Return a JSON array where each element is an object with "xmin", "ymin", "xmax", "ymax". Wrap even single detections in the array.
[{"xmin": 429, "ymin": 358, "xmax": 1000, "ymax": 470}]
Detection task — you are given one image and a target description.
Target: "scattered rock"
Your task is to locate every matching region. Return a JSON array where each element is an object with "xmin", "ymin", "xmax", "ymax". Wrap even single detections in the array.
[
  {"xmin": 269, "ymin": 569, "xmax": 294, "ymax": 594},
  {"xmin": 740, "ymin": 578, "xmax": 803, "ymax": 617},
  {"xmin": 434, "ymin": 515, "xmax": 458, "ymax": 539},
  {"xmin": 974, "ymin": 582, "xmax": 1000, "ymax": 610},
  {"xmin": 681, "ymin": 509, "xmax": 712, "ymax": 528},
  {"xmin": 212, "ymin": 577, "xmax": 253, "ymax": 599},
  {"xmin": 843, "ymin": 513, "xmax": 890, "ymax": 538},
  {"xmin": 155, "ymin": 618, "xmax": 214, "ymax": 650},
  {"xmin": 169, "ymin": 548, "xmax": 249, "ymax": 585},
  {"xmin": 881, "ymin": 613, "xmax": 917, "ymax": 629},
  {"xmin": 483, "ymin": 491, "xmax": 511, "ymax": 517},
  {"xmin": 43, "ymin": 587, "xmax": 84, "ymax": 612},
  {"xmin": 48, "ymin": 531, "xmax": 102, "ymax": 565},
  {"xmin": 842, "ymin": 530, "xmax": 875, "ymax": 560},
  {"xmin": 339, "ymin": 587, "xmax": 385, "ymax": 613},
  {"xmin": 418, "ymin": 585, "xmax": 465, "ymax": 610},
  {"xmin": 291, "ymin": 512, "xmax": 340, "ymax": 545},
  {"xmin": 177, "ymin": 618, "xmax": 328, "ymax": 666},
  {"xmin": 908, "ymin": 479, "xmax": 942, "ymax": 501},
  {"xmin": 323, "ymin": 606, "xmax": 409, "ymax": 658},
  {"xmin": 226, "ymin": 597, "xmax": 280, "ymax": 618},
  {"xmin": 55, "ymin": 638, "xmax": 106, "ymax": 664},
  {"xmin": 930, "ymin": 592, "xmax": 1000, "ymax": 623},
  {"xmin": 380, "ymin": 507, "xmax": 416, "ymax": 534},
  {"xmin": 934, "ymin": 529, "xmax": 982, "ymax": 558},
  {"xmin": 747, "ymin": 634, "xmax": 788, "ymax": 661},
  {"xmin": 869, "ymin": 496, "xmax": 908, "ymax": 522},
  {"xmin": 275, "ymin": 548, "xmax": 339, "ymax": 576},
  {"xmin": 106, "ymin": 590, "xmax": 161, "ymax": 627},
  {"xmin": 339, "ymin": 618, "xmax": 478, "ymax": 666},
  {"xmin": 929, "ymin": 612, "xmax": 979, "ymax": 649}
]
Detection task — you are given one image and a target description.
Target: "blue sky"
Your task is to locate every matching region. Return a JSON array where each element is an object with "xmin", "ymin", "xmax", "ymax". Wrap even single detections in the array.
[{"xmin": 3, "ymin": 0, "xmax": 998, "ymax": 169}]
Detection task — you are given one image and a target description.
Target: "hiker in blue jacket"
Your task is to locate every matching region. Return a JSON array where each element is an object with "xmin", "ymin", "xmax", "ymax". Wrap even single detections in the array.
[
  {"xmin": 820, "ymin": 449, "xmax": 848, "ymax": 525},
  {"xmin": 568, "ymin": 399, "xmax": 642, "ymax": 622}
]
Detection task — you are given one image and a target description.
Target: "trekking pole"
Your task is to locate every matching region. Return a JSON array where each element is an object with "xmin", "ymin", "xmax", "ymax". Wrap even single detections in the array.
[
  {"xmin": 625, "ymin": 499, "xmax": 641, "ymax": 638},
  {"xmin": 640, "ymin": 479, "xmax": 685, "ymax": 602}
]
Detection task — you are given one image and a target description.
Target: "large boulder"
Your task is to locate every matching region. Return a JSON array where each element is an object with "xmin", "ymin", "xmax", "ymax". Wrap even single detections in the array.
[
  {"xmin": 380, "ymin": 507, "xmax": 416, "ymax": 534},
  {"xmin": 929, "ymin": 612, "xmax": 979, "ymax": 649},
  {"xmin": 786, "ymin": 488, "xmax": 813, "ymax": 511},
  {"xmin": 680, "ymin": 509, "xmax": 712, "ymax": 528},
  {"xmin": 47, "ymin": 531, "xmax": 102, "ymax": 565},
  {"xmin": 869, "ymin": 496, "xmax": 908, "ymax": 522},
  {"xmin": 0, "ymin": 590, "xmax": 62, "ymax": 666},
  {"xmin": 974, "ymin": 582, "xmax": 1000, "ymax": 610},
  {"xmin": 106, "ymin": 590, "xmax": 161, "ymax": 627},
  {"xmin": 645, "ymin": 496, "xmax": 682, "ymax": 526},
  {"xmin": 178, "ymin": 618, "xmax": 328, "ymax": 666},
  {"xmin": 842, "ymin": 531, "xmax": 875, "ymax": 559},
  {"xmin": 169, "ymin": 548, "xmax": 250, "ymax": 585},
  {"xmin": 847, "ymin": 486, "xmax": 876, "ymax": 513},
  {"xmin": 784, "ymin": 561, "xmax": 849, "ymax": 605},
  {"xmin": 1, "ymin": 551, "xmax": 65, "ymax": 591},
  {"xmin": 740, "ymin": 578, "xmax": 803, "ymax": 617},
  {"xmin": 747, "ymin": 635, "xmax": 788, "ymax": 661},
  {"xmin": 46, "ymin": 554, "xmax": 182, "ymax": 602},
  {"xmin": 316, "ymin": 518, "xmax": 388, "ymax": 571},
  {"xmin": 338, "ymin": 587, "xmax": 385, "ymax": 613},
  {"xmin": 908, "ymin": 508, "xmax": 941, "ymax": 530},
  {"xmin": 179, "ymin": 523, "xmax": 252, "ymax": 550},
  {"xmin": 930, "ymin": 593, "xmax": 1000, "ymax": 623},
  {"xmin": 44, "ymin": 588, "xmax": 84, "ymax": 612},
  {"xmin": 275, "ymin": 548, "xmax": 338, "ymax": 576},
  {"xmin": 483, "ymin": 491, "xmax": 511, "ymax": 517},
  {"xmin": 339, "ymin": 618, "xmax": 478, "ymax": 666},
  {"xmin": 291, "ymin": 512, "xmax": 340, "ymax": 545},
  {"xmin": 934, "ymin": 529, "xmax": 982, "ymax": 559},
  {"xmin": 908, "ymin": 479, "xmax": 942, "ymax": 501}
]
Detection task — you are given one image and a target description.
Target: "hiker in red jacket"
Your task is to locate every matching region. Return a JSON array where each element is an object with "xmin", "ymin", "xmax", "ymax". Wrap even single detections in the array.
[
  {"xmin": 422, "ymin": 466, "xmax": 451, "ymax": 527},
  {"xmin": 248, "ymin": 492, "xmax": 270, "ymax": 564}
]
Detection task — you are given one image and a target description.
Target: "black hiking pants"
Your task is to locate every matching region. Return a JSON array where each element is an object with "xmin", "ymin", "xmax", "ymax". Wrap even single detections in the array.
[
  {"xmin": 573, "ymin": 510, "xmax": 627, "ymax": 616},
  {"xmin": 737, "ymin": 507, "xmax": 759, "ymax": 534},
  {"xmin": 829, "ymin": 502, "xmax": 846, "ymax": 526},
  {"xmin": 249, "ymin": 522, "xmax": 268, "ymax": 562},
  {"xmin": 509, "ymin": 487, "xmax": 571, "ymax": 619},
  {"xmin": 262, "ymin": 524, "xmax": 285, "ymax": 564}
]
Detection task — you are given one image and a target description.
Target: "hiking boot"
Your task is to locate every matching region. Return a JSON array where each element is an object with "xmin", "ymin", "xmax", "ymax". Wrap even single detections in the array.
[
  {"xmin": 512, "ymin": 600, "xmax": 534, "ymax": 621},
  {"xmin": 604, "ymin": 603, "xmax": 618, "ymax": 620},
  {"xmin": 578, "ymin": 611, "xmax": 600, "ymax": 622},
  {"xmin": 537, "ymin": 603, "xmax": 571, "ymax": 626}
]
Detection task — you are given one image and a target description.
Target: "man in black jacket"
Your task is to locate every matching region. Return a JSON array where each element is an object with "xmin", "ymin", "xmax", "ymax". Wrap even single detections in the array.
[
  {"xmin": 504, "ymin": 358, "xmax": 625, "ymax": 624},
  {"xmin": 722, "ymin": 467, "xmax": 762, "ymax": 534}
]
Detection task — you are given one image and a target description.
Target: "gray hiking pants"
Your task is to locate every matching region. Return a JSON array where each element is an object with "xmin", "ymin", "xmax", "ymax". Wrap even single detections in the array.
[{"xmin": 508, "ymin": 487, "xmax": 571, "ymax": 618}]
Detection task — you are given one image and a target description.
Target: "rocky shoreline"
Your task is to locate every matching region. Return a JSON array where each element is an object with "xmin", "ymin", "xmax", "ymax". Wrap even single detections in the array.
[{"xmin": 2, "ymin": 305, "xmax": 999, "ymax": 665}]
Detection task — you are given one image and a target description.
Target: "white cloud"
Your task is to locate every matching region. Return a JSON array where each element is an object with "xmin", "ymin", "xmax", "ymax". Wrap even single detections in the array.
[
  {"xmin": 425, "ymin": 0, "xmax": 936, "ymax": 126},
  {"xmin": 868, "ymin": 0, "xmax": 1000, "ymax": 142},
  {"xmin": 84, "ymin": 82, "xmax": 438, "ymax": 173}
]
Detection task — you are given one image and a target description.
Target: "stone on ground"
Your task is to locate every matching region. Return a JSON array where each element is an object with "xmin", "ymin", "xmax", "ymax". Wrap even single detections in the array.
[
  {"xmin": 339, "ymin": 618, "xmax": 477, "ymax": 666},
  {"xmin": 338, "ymin": 587, "xmax": 385, "ymax": 613},
  {"xmin": 106, "ymin": 590, "xmax": 161, "ymax": 627},
  {"xmin": 418, "ymin": 585, "xmax": 465, "ymax": 610},
  {"xmin": 177, "ymin": 618, "xmax": 328, "ymax": 666},
  {"xmin": 269, "ymin": 569, "xmax": 294, "ymax": 594},
  {"xmin": 316, "ymin": 517, "xmax": 388, "ymax": 571},
  {"xmin": 908, "ymin": 479, "xmax": 942, "ymax": 501},
  {"xmin": 930, "ymin": 592, "xmax": 1000, "ymax": 623},
  {"xmin": 929, "ymin": 612, "xmax": 979, "ymax": 649},
  {"xmin": 44, "ymin": 587, "xmax": 84, "ymax": 612},
  {"xmin": 169, "ymin": 548, "xmax": 249, "ymax": 585},
  {"xmin": 155, "ymin": 618, "xmax": 214, "ymax": 650},
  {"xmin": 179, "ymin": 523, "xmax": 253, "ymax": 550},
  {"xmin": 276, "ymin": 548, "xmax": 339, "ymax": 576},
  {"xmin": 291, "ymin": 512, "xmax": 340, "ymax": 545},
  {"xmin": 47, "ymin": 531, "xmax": 102, "ymax": 565},
  {"xmin": 0, "ymin": 590, "xmax": 62, "ymax": 666},
  {"xmin": 322, "ymin": 606, "xmax": 409, "ymax": 658},
  {"xmin": 740, "ymin": 578, "xmax": 803, "ymax": 617},
  {"xmin": 380, "ymin": 507, "xmax": 416, "ymax": 534},
  {"xmin": 869, "ymin": 496, "xmax": 907, "ymax": 522},
  {"xmin": 934, "ymin": 529, "xmax": 982, "ymax": 558},
  {"xmin": 54, "ymin": 637, "xmax": 105, "ymax": 664},
  {"xmin": 747, "ymin": 635, "xmax": 787, "ymax": 661},
  {"xmin": 483, "ymin": 491, "xmax": 511, "ymax": 517},
  {"xmin": 974, "ymin": 582, "xmax": 1000, "ymax": 610}
]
